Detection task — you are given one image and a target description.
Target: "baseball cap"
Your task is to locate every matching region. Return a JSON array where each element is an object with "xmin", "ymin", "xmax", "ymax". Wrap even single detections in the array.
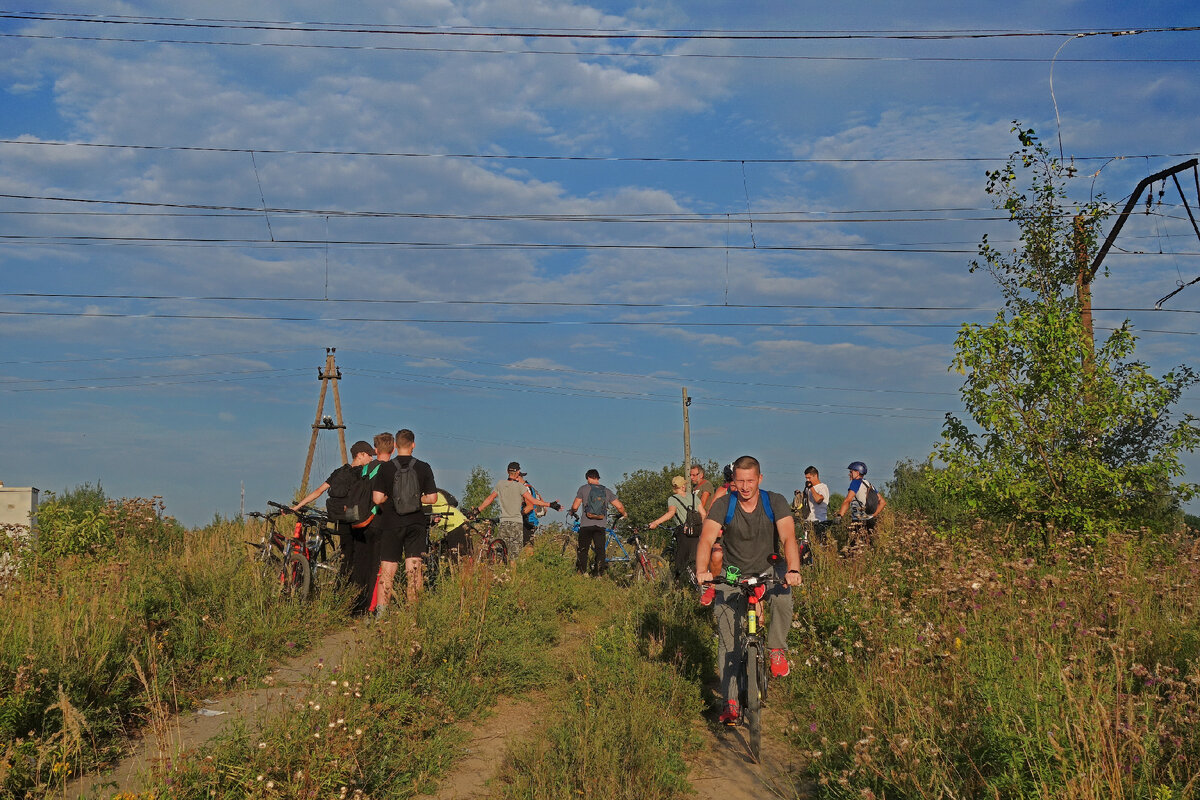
[
  {"xmin": 350, "ymin": 440, "xmax": 374, "ymax": 457},
  {"xmin": 671, "ymin": 476, "xmax": 688, "ymax": 490},
  {"xmin": 507, "ymin": 461, "xmax": 522, "ymax": 473}
]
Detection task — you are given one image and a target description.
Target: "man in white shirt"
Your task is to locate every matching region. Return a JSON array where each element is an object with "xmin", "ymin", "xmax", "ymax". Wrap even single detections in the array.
[{"xmin": 802, "ymin": 466, "xmax": 831, "ymax": 545}]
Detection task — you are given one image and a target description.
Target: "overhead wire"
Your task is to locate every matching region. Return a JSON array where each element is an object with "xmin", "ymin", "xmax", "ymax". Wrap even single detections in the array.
[
  {"xmin": 4, "ymin": 139, "xmax": 1200, "ymax": 165},
  {"xmin": 3, "ymin": 12, "xmax": 1197, "ymax": 40}
]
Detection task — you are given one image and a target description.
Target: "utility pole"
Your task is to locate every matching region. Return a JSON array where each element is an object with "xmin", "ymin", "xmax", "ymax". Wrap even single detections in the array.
[
  {"xmin": 300, "ymin": 347, "xmax": 348, "ymax": 493},
  {"xmin": 1084, "ymin": 158, "xmax": 1199, "ymax": 360},
  {"xmin": 682, "ymin": 387, "xmax": 692, "ymax": 475}
]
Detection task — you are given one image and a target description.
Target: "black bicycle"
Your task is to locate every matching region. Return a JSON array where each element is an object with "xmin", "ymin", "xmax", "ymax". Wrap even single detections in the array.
[
  {"xmin": 708, "ymin": 564, "xmax": 785, "ymax": 761},
  {"xmin": 251, "ymin": 501, "xmax": 342, "ymax": 599}
]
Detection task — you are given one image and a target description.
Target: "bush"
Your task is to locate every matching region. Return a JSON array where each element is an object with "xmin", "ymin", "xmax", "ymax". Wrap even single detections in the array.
[{"xmin": 887, "ymin": 458, "xmax": 973, "ymax": 530}]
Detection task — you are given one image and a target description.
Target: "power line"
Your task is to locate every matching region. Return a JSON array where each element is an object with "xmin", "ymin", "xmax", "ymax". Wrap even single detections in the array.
[
  {"xmin": 0, "ymin": 366, "xmax": 305, "ymax": 385},
  {"xmin": 4, "ymin": 12, "xmax": 1198, "ymax": 42},
  {"xmin": 4, "ymin": 139, "xmax": 1199, "ymax": 165},
  {"xmin": 2, "ymin": 291, "xmax": 1196, "ymax": 316},
  {"xmin": 0, "ymin": 233, "xmax": 985, "ymax": 253},
  {"xmin": 0, "ymin": 308, "xmax": 1194, "ymax": 334},
  {"xmin": 0, "ymin": 347, "xmax": 308, "ymax": 366}
]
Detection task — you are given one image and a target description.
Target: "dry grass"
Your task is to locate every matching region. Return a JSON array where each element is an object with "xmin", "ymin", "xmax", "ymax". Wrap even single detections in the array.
[{"xmin": 780, "ymin": 518, "xmax": 1200, "ymax": 798}]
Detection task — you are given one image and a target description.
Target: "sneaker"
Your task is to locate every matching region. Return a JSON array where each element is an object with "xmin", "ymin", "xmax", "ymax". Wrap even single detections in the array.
[
  {"xmin": 719, "ymin": 700, "xmax": 739, "ymax": 725},
  {"xmin": 770, "ymin": 649, "xmax": 790, "ymax": 677},
  {"xmin": 699, "ymin": 585, "xmax": 716, "ymax": 607}
]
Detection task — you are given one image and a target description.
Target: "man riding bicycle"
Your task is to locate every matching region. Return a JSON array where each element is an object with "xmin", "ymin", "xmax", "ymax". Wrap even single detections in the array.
[{"xmin": 695, "ymin": 455, "xmax": 803, "ymax": 725}]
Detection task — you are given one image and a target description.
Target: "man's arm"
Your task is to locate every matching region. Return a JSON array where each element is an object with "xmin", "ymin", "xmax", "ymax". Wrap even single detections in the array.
[
  {"xmin": 694, "ymin": 517, "xmax": 723, "ymax": 583},
  {"xmin": 294, "ymin": 482, "xmax": 330, "ymax": 511},
  {"xmin": 809, "ymin": 485, "xmax": 826, "ymax": 503},
  {"xmin": 698, "ymin": 489, "xmax": 712, "ymax": 508},
  {"xmin": 611, "ymin": 498, "xmax": 628, "ymax": 518},
  {"xmin": 421, "ymin": 491, "xmax": 438, "ymax": 504},
  {"xmin": 372, "ymin": 490, "xmax": 387, "ymax": 505},
  {"xmin": 776, "ymin": 514, "xmax": 802, "ymax": 587},
  {"xmin": 522, "ymin": 489, "xmax": 554, "ymax": 509},
  {"xmin": 837, "ymin": 491, "xmax": 852, "ymax": 518},
  {"xmin": 872, "ymin": 494, "xmax": 887, "ymax": 517},
  {"xmin": 569, "ymin": 495, "xmax": 582, "ymax": 515},
  {"xmin": 476, "ymin": 489, "xmax": 498, "ymax": 513},
  {"xmin": 649, "ymin": 503, "xmax": 676, "ymax": 529}
]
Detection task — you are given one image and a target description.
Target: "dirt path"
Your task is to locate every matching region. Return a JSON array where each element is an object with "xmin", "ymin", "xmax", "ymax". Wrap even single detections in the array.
[
  {"xmin": 70, "ymin": 625, "xmax": 365, "ymax": 799},
  {"xmin": 686, "ymin": 677, "xmax": 811, "ymax": 800},
  {"xmin": 423, "ymin": 625, "xmax": 588, "ymax": 800}
]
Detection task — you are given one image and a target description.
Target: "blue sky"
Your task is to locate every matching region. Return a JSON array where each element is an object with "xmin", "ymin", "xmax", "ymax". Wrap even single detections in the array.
[{"xmin": 1, "ymin": 2, "xmax": 1198, "ymax": 526}]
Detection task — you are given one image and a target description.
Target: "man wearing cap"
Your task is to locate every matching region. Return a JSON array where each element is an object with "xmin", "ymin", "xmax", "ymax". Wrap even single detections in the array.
[
  {"xmin": 568, "ymin": 469, "xmax": 627, "ymax": 576},
  {"xmin": 294, "ymin": 439, "xmax": 382, "ymax": 615},
  {"xmin": 476, "ymin": 462, "xmax": 557, "ymax": 560}
]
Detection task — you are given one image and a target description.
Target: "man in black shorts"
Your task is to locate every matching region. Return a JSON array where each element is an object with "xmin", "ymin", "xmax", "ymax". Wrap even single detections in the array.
[
  {"xmin": 373, "ymin": 428, "xmax": 437, "ymax": 612},
  {"xmin": 695, "ymin": 455, "xmax": 802, "ymax": 725}
]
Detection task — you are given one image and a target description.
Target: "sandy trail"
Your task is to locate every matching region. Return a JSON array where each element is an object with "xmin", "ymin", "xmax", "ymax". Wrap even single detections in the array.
[{"xmin": 70, "ymin": 626, "xmax": 363, "ymax": 799}]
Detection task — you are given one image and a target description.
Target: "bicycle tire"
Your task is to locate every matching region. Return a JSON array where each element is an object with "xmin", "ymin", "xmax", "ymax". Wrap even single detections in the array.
[
  {"xmin": 423, "ymin": 551, "xmax": 441, "ymax": 591},
  {"xmin": 278, "ymin": 551, "xmax": 311, "ymax": 600},
  {"xmin": 637, "ymin": 554, "xmax": 669, "ymax": 583},
  {"xmin": 745, "ymin": 641, "xmax": 762, "ymax": 761},
  {"xmin": 485, "ymin": 539, "xmax": 508, "ymax": 565}
]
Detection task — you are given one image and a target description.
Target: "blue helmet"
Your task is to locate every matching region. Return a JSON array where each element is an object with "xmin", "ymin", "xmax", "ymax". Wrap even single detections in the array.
[{"xmin": 847, "ymin": 461, "xmax": 868, "ymax": 476}]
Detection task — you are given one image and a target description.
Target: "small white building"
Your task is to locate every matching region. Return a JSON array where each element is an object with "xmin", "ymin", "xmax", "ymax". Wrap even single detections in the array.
[{"xmin": 0, "ymin": 483, "xmax": 38, "ymax": 529}]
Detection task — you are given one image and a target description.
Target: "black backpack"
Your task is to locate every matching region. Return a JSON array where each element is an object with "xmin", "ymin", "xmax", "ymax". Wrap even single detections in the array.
[
  {"xmin": 393, "ymin": 458, "xmax": 422, "ymax": 515},
  {"xmin": 682, "ymin": 494, "xmax": 704, "ymax": 536},
  {"xmin": 584, "ymin": 485, "xmax": 608, "ymax": 520},
  {"xmin": 863, "ymin": 481, "xmax": 881, "ymax": 516},
  {"xmin": 326, "ymin": 463, "xmax": 379, "ymax": 524}
]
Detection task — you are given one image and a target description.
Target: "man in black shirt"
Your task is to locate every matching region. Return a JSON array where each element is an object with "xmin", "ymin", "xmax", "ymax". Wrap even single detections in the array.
[
  {"xmin": 374, "ymin": 428, "xmax": 437, "ymax": 612},
  {"xmin": 695, "ymin": 455, "xmax": 802, "ymax": 725}
]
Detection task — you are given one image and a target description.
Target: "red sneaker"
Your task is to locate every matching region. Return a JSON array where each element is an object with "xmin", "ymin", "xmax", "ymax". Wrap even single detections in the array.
[
  {"xmin": 770, "ymin": 649, "xmax": 790, "ymax": 677},
  {"xmin": 719, "ymin": 700, "xmax": 739, "ymax": 725},
  {"xmin": 699, "ymin": 584, "xmax": 716, "ymax": 607}
]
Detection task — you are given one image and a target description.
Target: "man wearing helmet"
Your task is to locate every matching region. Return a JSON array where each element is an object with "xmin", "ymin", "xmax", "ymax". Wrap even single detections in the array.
[{"xmin": 837, "ymin": 461, "xmax": 886, "ymax": 549}]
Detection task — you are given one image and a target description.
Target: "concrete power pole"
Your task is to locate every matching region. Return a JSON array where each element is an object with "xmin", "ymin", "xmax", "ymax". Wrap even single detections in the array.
[
  {"xmin": 682, "ymin": 387, "xmax": 692, "ymax": 475},
  {"xmin": 300, "ymin": 348, "xmax": 349, "ymax": 493}
]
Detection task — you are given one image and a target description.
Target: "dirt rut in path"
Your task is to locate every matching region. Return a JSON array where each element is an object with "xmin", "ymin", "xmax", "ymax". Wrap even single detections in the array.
[
  {"xmin": 424, "ymin": 625, "xmax": 587, "ymax": 800},
  {"xmin": 70, "ymin": 626, "xmax": 363, "ymax": 799},
  {"xmin": 687, "ymin": 711, "xmax": 811, "ymax": 800}
]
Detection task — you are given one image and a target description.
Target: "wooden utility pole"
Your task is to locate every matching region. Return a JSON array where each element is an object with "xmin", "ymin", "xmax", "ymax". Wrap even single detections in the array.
[
  {"xmin": 300, "ymin": 348, "xmax": 348, "ymax": 493},
  {"xmin": 682, "ymin": 387, "xmax": 692, "ymax": 476},
  {"xmin": 1073, "ymin": 213, "xmax": 1094, "ymax": 372}
]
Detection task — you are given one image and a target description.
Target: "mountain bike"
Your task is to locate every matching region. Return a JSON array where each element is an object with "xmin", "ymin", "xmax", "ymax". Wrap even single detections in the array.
[
  {"xmin": 708, "ymin": 564, "xmax": 785, "ymax": 762},
  {"xmin": 260, "ymin": 501, "xmax": 342, "ymax": 599},
  {"xmin": 566, "ymin": 516, "xmax": 666, "ymax": 583},
  {"xmin": 463, "ymin": 513, "xmax": 508, "ymax": 564}
]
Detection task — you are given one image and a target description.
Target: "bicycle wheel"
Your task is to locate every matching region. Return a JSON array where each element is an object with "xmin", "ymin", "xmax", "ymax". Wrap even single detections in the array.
[
  {"xmin": 311, "ymin": 535, "xmax": 343, "ymax": 595},
  {"xmin": 484, "ymin": 538, "xmax": 508, "ymax": 565},
  {"xmin": 745, "ymin": 641, "xmax": 763, "ymax": 761},
  {"xmin": 278, "ymin": 551, "xmax": 311, "ymax": 600},
  {"xmin": 423, "ymin": 551, "xmax": 441, "ymax": 591},
  {"xmin": 636, "ymin": 554, "xmax": 670, "ymax": 583}
]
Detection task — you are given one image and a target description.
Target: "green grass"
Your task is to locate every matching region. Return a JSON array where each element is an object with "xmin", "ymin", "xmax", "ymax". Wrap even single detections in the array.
[
  {"xmin": 494, "ymin": 586, "xmax": 706, "ymax": 800},
  {"xmin": 0, "ymin": 511, "xmax": 347, "ymax": 798},
  {"xmin": 778, "ymin": 520, "xmax": 1200, "ymax": 799},
  {"xmin": 159, "ymin": 539, "xmax": 611, "ymax": 798}
]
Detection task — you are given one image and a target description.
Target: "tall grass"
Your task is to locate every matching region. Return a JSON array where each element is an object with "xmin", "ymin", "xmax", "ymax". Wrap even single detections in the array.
[
  {"xmin": 495, "ymin": 587, "xmax": 706, "ymax": 800},
  {"xmin": 781, "ymin": 521, "xmax": 1200, "ymax": 798},
  {"xmin": 160, "ymin": 540, "xmax": 610, "ymax": 798},
  {"xmin": 0, "ymin": 510, "xmax": 346, "ymax": 797}
]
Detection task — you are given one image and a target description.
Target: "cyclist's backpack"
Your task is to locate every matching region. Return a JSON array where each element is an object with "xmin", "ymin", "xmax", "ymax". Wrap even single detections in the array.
[
  {"xmin": 583, "ymin": 485, "xmax": 608, "ymax": 520},
  {"xmin": 392, "ymin": 458, "xmax": 423, "ymax": 515},
  {"xmin": 863, "ymin": 481, "xmax": 882, "ymax": 516},
  {"xmin": 792, "ymin": 489, "xmax": 811, "ymax": 520},
  {"xmin": 326, "ymin": 462, "xmax": 379, "ymax": 524},
  {"xmin": 438, "ymin": 488, "xmax": 459, "ymax": 508},
  {"xmin": 682, "ymin": 493, "xmax": 704, "ymax": 536},
  {"xmin": 722, "ymin": 489, "xmax": 777, "ymax": 527}
]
